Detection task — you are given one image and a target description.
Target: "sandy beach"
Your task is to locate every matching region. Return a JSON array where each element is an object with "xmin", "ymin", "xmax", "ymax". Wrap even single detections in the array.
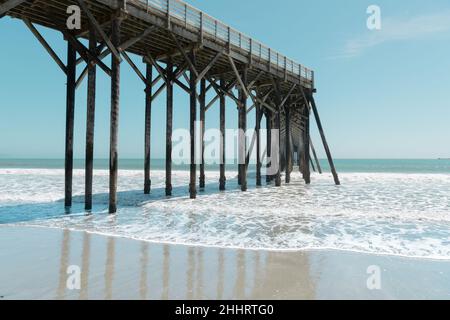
[{"xmin": 0, "ymin": 226, "xmax": 448, "ymax": 300}]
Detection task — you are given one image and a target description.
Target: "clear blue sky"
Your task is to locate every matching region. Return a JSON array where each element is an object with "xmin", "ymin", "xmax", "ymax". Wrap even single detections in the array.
[{"xmin": 0, "ymin": 0, "xmax": 449, "ymax": 159}]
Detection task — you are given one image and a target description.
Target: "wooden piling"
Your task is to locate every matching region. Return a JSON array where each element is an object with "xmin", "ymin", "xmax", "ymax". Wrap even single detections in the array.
[
  {"xmin": 302, "ymin": 104, "xmax": 311, "ymax": 184},
  {"xmin": 285, "ymin": 106, "xmax": 291, "ymax": 184},
  {"xmin": 189, "ymin": 53, "xmax": 197, "ymax": 199},
  {"xmin": 266, "ymin": 111, "xmax": 272, "ymax": 183},
  {"xmin": 85, "ymin": 28, "xmax": 97, "ymax": 211},
  {"xmin": 65, "ymin": 41, "xmax": 76, "ymax": 208},
  {"xmin": 219, "ymin": 78, "xmax": 226, "ymax": 191},
  {"xmin": 199, "ymin": 78, "xmax": 206, "ymax": 189},
  {"xmin": 256, "ymin": 99, "xmax": 262, "ymax": 186},
  {"xmin": 275, "ymin": 110, "xmax": 282, "ymax": 187},
  {"xmin": 109, "ymin": 16, "xmax": 121, "ymax": 214},
  {"xmin": 144, "ymin": 63, "xmax": 152, "ymax": 194},
  {"xmin": 238, "ymin": 70, "xmax": 247, "ymax": 192},
  {"xmin": 309, "ymin": 94, "xmax": 340, "ymax": 185},
  {"xmin": 165, "ymin": 59, "xmax": 173, "ymax": 196}
]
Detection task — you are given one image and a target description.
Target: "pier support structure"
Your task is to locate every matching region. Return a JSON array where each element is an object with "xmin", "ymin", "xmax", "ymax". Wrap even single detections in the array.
[{"xmin": 0, "ymin": 0, "xmax": 342, "ymax": 213}]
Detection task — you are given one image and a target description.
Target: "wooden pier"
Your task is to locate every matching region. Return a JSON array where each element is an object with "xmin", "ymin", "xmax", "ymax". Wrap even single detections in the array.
[{"xmin": 0, "ymin": 0, "xmax": 340, "ymax": 213}]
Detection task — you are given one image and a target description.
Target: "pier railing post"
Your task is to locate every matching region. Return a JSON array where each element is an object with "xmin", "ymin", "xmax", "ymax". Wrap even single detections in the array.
[
  {"xmin": 166, "ymin": 59, "xmax": 173, "ymax": 196},
  {"xmin": 199, "ymin": 78, "xmax": 206, "ymax": 189},
  {"xmin": 109, "ymin": 14, "xmax": 122, "ymax": 214},
  {"xmin": 219, "ymin": 78, "xmax": 226, "ymax": 191},
  {"xmin": 65, "ymin": 40, "xmax": 76, "ymax": 209},
  {"xmin": 85, "ymin": 27, "xmax": 97, "ymax": 211},
  {"xmin": 189, "ymin": 50, "xmax": 197, "ymax": 199},
  {"xmin": 144, "ymin": 63, "xmax": 152, "ymax": 194}
]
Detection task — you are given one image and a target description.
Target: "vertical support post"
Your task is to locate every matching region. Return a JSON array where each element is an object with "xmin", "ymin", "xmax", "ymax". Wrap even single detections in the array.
[
  {"xmin": 266, "ymin": 111, "xmax": 272, "ymax": 183},
  {"xmin": 302, "ymin": 105, "xmax": 311, "ymax": 184},
  {"xmin": 109, "ymin": 15, "xmax": 122, "ymax": 214},
  {"xmin": 85, "ymin": 28, "xmax": 97, "ymax": 211},
  {"xmin": 166, "ymin": 59, "xmax": 173, "ymax": 196},
  {"xmin": 199, "ymin": 78, "xmax": 206, "ymax": 189},
  {"xmin": 255, "ymin": 93, "xmax": 262, "ymax": 186},
  {"xmin": 238, "ymin": 69, "xmax": 248, "ymax": 191},
  {"xmin": 274, "ymin": 109, "xmax": 282, "ymax": 187},
  {"xmin": 285, "ymin": 105, "xmax": 291, "ymax": 183},
  {"xmin": 219, "ymin": 78, "xmax": 226, "ymax": 191},
  {"xmin": 65, "ymin": 41, "xmax": 76, "ymax": 208},
  {"xmin": 144, "ymin": 63, "xmax": 152, "ymax": 194},
  {"xmin": 189, "ymin": 52, "xmax": 197, "ymax": 199},
  {"xmin": 309, "ymin": 94, "xmax": 340, "ymax": 185}
]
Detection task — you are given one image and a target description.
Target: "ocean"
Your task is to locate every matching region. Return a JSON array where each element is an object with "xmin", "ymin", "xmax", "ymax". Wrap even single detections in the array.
[{"xmin": 0, "ymin": 159, "xmax": 449, "ymax": 259}]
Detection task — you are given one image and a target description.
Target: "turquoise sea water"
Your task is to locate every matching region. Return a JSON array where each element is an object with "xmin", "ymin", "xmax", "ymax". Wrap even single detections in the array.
[{"xmin": 0, "ymin": 158, "xmax": 449, "ymax": 173}]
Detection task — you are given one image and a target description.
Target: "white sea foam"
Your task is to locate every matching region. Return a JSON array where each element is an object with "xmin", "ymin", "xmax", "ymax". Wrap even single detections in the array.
[{"xmin": 1, "ymin": 168, "xmax": 450, "ymax": 259}]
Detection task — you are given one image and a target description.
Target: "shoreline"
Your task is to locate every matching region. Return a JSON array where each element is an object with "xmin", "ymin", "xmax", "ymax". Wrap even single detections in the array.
[
  {"xmin": 1, "ymin": 226, "xmax": 449, "ymax": 300},
  {"xmin": 3, "ymin": 224, "xmax": 449, "ymax": 262}
]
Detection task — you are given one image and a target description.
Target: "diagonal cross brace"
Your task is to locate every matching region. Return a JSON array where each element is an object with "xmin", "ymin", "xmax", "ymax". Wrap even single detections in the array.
[{"xmin": 75, "ymin": 0, "xmax": 122, "ymax": 62}]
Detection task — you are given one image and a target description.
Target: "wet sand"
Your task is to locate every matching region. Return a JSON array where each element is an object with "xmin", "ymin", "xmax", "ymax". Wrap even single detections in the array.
[{"xmin": 0, "ymin": 226, "xmax": 449, "ymax": 300}]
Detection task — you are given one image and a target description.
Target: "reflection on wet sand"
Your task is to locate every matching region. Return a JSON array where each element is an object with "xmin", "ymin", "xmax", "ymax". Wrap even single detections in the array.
[
  {"xmin": 80, "ymin": 232, "xmax": 91, "ymax": 300},
  {"xmin": 104, "ymin": 237, "xmax": 115, "ymax": 300},
  {"xmin": 56, "ymin": 229, "xmax": 70, "ymax": 299},
  {"xmin": 53, "ymin": 229, "xmax": 316, "ymax": 299},
  {"xmin": 139, "ymin": 242, "xmax": 148, "ymax": 300},
  {"xmin": 2, "ymin": 227, "xmax": 448, "ymax": 300}
]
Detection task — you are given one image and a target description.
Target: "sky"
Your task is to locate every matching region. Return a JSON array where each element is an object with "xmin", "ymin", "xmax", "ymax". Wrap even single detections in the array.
[{"xmin": 0, "ymin": 0, "xmax": 449, "ymax": 159}]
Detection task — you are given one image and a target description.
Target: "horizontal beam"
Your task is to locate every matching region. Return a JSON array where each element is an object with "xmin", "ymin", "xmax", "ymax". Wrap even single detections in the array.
[{"xmin": 0, "ymin": 0, "xmax": 28, "ymax": 17}]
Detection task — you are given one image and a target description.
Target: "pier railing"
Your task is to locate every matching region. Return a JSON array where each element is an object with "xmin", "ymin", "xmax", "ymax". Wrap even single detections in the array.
[{"xmin": 131, "ymin": 0, "xmax": 314, "ymax": 86}]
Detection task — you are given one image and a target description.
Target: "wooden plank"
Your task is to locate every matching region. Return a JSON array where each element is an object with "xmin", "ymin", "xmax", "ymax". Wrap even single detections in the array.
[{"xmin": 0, "ymin": 0, "xmax": 28, "ymax": 17}]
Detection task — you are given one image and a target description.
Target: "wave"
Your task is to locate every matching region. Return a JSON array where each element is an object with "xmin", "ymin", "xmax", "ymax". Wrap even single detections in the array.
[{"xmin": 1, "ymin": 169, "xmax": 450, "ymax": 259}]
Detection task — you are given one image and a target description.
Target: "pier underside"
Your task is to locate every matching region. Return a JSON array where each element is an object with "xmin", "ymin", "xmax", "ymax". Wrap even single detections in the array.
[{"xmin": 0, "ymin": 0, "xmax": 340, "ymax": 213}]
